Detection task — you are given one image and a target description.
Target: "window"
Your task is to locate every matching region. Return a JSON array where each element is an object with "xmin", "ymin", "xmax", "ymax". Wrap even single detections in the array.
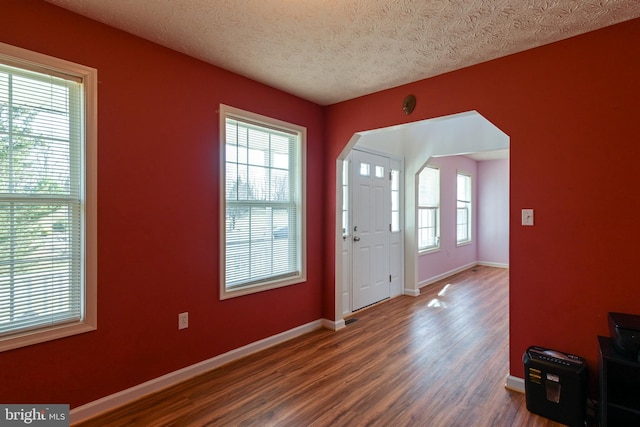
[
  {"xmin": 220, "ymin": 105, "xmax": 306, "ymax": 298},
  {"xmin": 0, "ymin": 42, "xmax": 97, "ymax": 352},
  {"xmin": 359, "ymin": 162, "xmax": 370, "ymax": 177},
  {"xmin": 457, "ymin": 172, "xmax": 472, "ymax": 244},
  {"xmin": 341, "ymin": 159, "xmax": 349, "ymax": 236},
  {"xmin": 418, "ymin": 165, "xmax": 439, "ymax": 251},
  {"xmin": 391, "ymin": 169, "xmax": 400, "ymax": 232}
]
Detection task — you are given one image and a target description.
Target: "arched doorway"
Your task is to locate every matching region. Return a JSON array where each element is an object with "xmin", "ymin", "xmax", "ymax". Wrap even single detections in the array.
[{"xmin": 333, "ymin": 110, "xmax": 510, "ymax": 325}]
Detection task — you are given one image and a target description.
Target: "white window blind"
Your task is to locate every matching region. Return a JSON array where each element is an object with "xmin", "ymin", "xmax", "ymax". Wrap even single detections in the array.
[
  {"xmin": 0, "ymin": 63, "xmax": 84, "ymax": 338},
  {"xmin": 223, "ymin": 111, "xmax": 304, "ymax": 292},
  {"xmin": 418, "ymin": 165, "xmax": 440, "ymax": 251}
]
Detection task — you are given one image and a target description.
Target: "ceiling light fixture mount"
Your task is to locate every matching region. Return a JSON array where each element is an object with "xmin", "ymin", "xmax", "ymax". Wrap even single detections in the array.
[{"xmin": 402, "ymin": 94, "xmax": 416, "ymax": 115}]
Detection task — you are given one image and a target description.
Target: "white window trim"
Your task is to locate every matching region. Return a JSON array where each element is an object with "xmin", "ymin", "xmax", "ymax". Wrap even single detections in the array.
[
  {"xmin": 456, "ymin": 170, "xmax": 472, "ymax": 246},
  {"xmin": 219, "ymin": 104, "xmax": 306, "ymax": 300},
  {"xmin": 341, "ymin": 158, "xmax": 350, "ymax": 238},
  {"xmin": 418, "ymin": 207, "xmax": 441, "ymax": 254},
  {"xmin": 0, "ymin": 42, "xmax": 97, "ymax": 352},
  {"xmin": 390, "ymin": 167, "xmax": 401, "ymax": 233},
  {"xmin": 417, "ymin": 165, "xmax": 440, "ymax": 253}
]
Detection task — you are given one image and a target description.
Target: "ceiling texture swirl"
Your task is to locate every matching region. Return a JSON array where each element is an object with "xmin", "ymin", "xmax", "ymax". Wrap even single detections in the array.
[{"xmin": 46, "ymin": 0, "xmax": 640, "ymax": 105}]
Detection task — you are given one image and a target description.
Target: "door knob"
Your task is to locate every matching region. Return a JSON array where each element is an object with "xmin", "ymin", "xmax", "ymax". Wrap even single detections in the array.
[{"xmin": 353, "ymin": 236, "xmax": 360, "ymax": 242}]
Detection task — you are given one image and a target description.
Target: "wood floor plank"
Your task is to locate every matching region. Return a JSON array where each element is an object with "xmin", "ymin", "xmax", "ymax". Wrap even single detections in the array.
[{"xmin": 75, "ymin": 266, "xmax": 585, "ymax": 426}]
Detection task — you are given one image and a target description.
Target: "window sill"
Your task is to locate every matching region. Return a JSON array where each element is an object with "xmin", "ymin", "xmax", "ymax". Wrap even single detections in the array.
[
  {"xmin": 418, "ymin": 247, "xmax": 441, "ymax": 256},
  {"xmin": 0, "ymin": 320, "xmax": 96, "ymax": 353},
  {"xmin": 220, "ymin": 274, "xmax": 306, "ymax": 300}
]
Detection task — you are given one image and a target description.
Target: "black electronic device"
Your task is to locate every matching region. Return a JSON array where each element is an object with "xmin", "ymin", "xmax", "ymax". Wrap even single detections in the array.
[
  {"xmin": 523, "ymin": 346, "xmax": 588, "ymax": 427},
  {"xmin": 608, "ymin": 312, "xmax": 640, "ymax": 362}
]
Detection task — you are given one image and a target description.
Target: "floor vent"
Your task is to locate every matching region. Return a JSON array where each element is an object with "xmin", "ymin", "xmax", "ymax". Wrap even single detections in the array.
[{"xmin": 345, "ymin": 318, "xmax": 358, "ymax": 325}]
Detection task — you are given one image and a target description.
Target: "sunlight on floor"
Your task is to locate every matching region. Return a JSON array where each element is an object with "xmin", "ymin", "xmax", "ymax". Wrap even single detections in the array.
[
  {"xmin": 427, "ymin": 298, "xmax": 446, "ymax": 308},
  {"xmin": 427, "ymin": 283, "xmax": 452, "ymax": 308},
  {"xmin": 438, "ymin": 284, "xmax": 451, "ymax": 296}
]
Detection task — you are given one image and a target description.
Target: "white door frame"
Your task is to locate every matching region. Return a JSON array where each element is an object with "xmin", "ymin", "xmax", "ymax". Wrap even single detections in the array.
[
  {"xmin": 350, "ymin": 149, "xmax": 391, "ymax": 311},
  {"xmin": 332, "ymin": 111, "xmax": 510, "ymax": 329},
  {"xmin": 341, "ymin": 147, "xmax": 404, "ymax": 316}
]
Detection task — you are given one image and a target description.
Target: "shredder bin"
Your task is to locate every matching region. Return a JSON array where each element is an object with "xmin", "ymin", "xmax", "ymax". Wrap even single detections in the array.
[{"xmin": 523, "ymin": 346, "xmax": 588, "ymax": 427}]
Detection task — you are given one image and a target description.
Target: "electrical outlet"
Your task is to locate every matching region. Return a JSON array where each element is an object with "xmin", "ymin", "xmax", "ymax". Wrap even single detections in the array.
[{"xmin": 178, "ymin": 312, "xmax": 188, "ymax": 330}]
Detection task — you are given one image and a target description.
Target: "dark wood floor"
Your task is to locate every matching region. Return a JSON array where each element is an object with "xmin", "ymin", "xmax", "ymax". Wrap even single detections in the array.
[{"xmin": 75, "ymin": 266, "xmax": 574, "ymax": 426}]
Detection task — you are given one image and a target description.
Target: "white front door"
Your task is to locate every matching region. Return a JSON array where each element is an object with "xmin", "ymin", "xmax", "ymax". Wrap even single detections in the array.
[{"xmin": 351, "ymin": 150, "xmax": 391, "ymax": 311}]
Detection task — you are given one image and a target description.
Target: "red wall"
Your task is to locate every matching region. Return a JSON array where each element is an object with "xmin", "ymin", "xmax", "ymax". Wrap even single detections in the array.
[
  {"xmin": 2, "ymin": 0, "xmax": 640, "ymax": 408},
  {"xmin": 325, "ymin": 17, "xmax": 640, "ymax": 387},
  {"xmin": 0, "ymin": 0, "xmax": 324, "ymax": 407}
]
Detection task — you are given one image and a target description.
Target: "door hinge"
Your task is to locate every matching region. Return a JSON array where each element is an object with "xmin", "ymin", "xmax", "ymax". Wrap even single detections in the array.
[
  {"xmin": 389, "ymin": 274, "xmax": 392, "ymax": 283},
  {"xmin": 389, "ymin": 171, "xmax": 392, "ymax": 180},
  {"xmin": 389, "ymin": 224, "xmax": 391, "ymax": 232}
]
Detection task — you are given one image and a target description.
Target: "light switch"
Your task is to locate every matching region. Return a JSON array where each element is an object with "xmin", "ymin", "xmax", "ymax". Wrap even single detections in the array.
[{"xmin": 522, "ymin": 209, "xmax": 534, "ymax": 226}]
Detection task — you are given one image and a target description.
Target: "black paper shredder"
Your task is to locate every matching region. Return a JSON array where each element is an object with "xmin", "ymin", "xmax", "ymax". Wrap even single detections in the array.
[{"xmin": 523, "ymin": 346, "xmax": 588, "ymax": 426}]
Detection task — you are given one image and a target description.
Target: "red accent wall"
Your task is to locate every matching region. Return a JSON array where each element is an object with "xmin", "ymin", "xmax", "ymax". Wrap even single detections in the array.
[
  {"xmin": 325, "ymin": 17, "xmax": 640, "ymax": 388},
  {"xmin": 2, "ymin": 0, "xmax": 640, "ymax": 408},
  {"xmin": 0, "ymin": 0, "xmax": 324, "ymax": 407}
]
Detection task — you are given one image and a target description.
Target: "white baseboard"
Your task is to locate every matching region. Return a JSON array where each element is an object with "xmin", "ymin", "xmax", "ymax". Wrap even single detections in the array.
[
  {"xmin": 477, "ymin": 261, "xmax": 509, "ymax": 269},
  {"xmin": 505, "ymin": 375, "xmax": 525, "ymax": 393},
  {"xmin": 417, "ymin": 262, "xmax": 478, "ymax": 289},
  {"xmin": 323, "ymin": 318, "xmax": 346, "ymax": 331},
  {"xmin": 403, "ymin": 288, "xmax": 420, "ymax": 297},
  {"xmin": 70, "ymin": 319, "xmax": 327, "ymax": 424},
  {"xmin": 417, "ymin": 261, "xmax": 509, "ymax": 291}
]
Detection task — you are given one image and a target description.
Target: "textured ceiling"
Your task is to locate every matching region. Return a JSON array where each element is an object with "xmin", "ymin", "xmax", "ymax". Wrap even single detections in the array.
[{"xmin": 45, "ymin": 0, "xmax": 640, "ymax": 105}]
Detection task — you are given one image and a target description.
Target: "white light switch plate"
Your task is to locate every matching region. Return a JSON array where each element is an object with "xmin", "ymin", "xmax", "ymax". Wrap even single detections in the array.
[
  {"xmin": 178, "ymin": 312, "xmax": 189, "ymax": 330},
  {"xmin": 522, "ymin": 209, "xmax": 534, "ymax": 226}
]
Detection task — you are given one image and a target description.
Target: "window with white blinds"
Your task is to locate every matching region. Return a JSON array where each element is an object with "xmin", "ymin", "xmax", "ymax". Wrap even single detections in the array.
[
  {"xmin": 220, "ymin": 105, "xmax": 306, "ymax": 298},
  {"xmin": 0, "ymin": 42, "xmax": 96, "ymax": 352},
  {"xmin": 418, "ymin": 165, "xmax": 440, "ymax": 252}
]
